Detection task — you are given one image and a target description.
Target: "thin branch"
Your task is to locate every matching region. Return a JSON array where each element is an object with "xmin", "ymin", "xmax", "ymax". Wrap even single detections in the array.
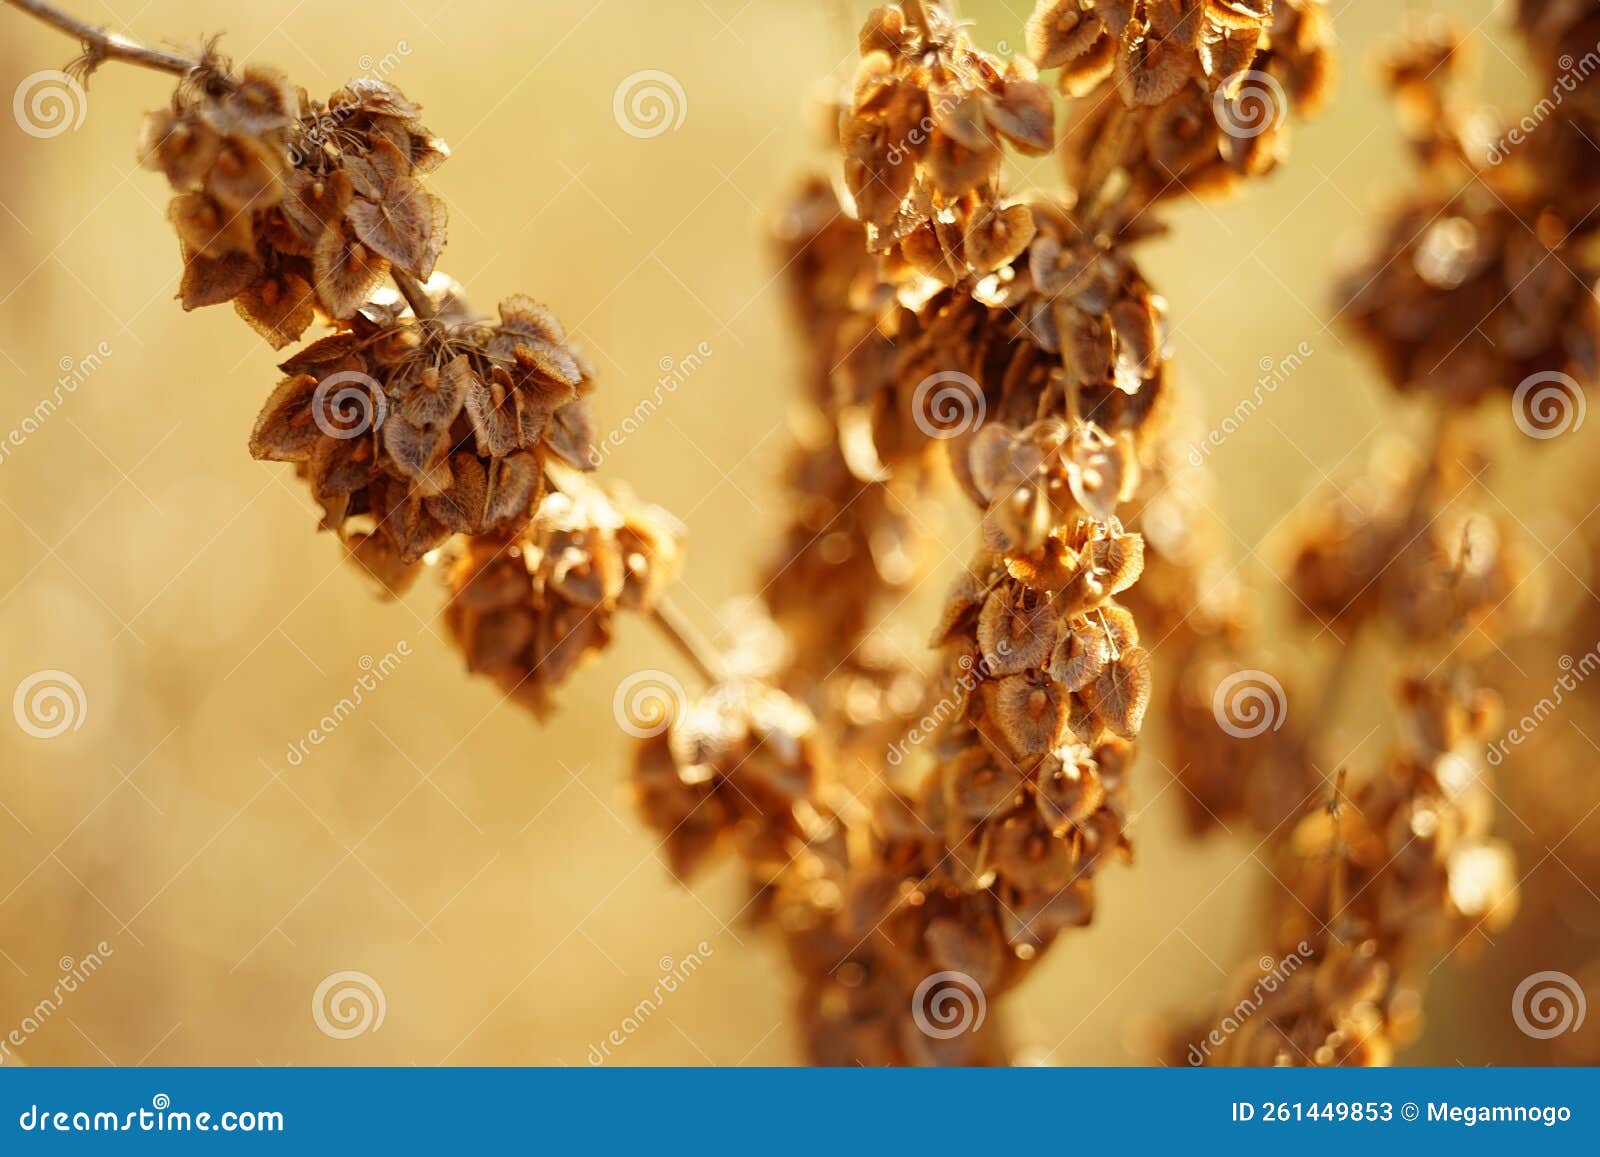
[
  {"xmin": 390, "ymin": 269, "xmax": 438, "ymax": 324},
  {"xmin": 5, "ymin": 0, "xmax": 200, "ymax": 79},
  {"xmin": 650, "ymin": 599, "xmax": 726, "ymax": 686}
]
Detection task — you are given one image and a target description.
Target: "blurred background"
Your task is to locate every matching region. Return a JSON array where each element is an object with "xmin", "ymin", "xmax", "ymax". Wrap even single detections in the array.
[{"xmin": 0, "ymin": 0, "xmax": 1595, "ymax": 1066}]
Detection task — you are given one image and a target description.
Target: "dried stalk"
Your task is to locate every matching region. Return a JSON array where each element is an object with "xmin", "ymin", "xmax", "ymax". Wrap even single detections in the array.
[
  {"xmin": 1172, "ymin": 7, "xmax": 1600, "ymax": 1066},
  {"xmin": 6, "ymin": 0, "xmax": 197, "ymax": 77}
]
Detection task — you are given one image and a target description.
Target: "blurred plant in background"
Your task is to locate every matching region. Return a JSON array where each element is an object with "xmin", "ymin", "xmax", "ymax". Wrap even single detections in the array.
[{"xmin": 0, "ymin": 0, "xmax": 1597, "ymax": 1067}]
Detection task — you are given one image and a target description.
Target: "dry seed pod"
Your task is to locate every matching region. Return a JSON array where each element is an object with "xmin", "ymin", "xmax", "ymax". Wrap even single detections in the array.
[
  {"xmin": 841, "ymin": 1, "xmax": 1053, "ymax": 274},
  {"xmin": 1187, "ymin": 671, "xmax": 1516, "ymax": 1066},
  {"xmin": 444, "ymin": 473, "xmax": 683, "ymax": 718},
  {"xmin": 140, "ymin": 71, "xmax": 449, "ymax": 333},
  {"xmin": 1035, "ymin": 0, "xmax": 1333, "ymax": 215},
  {"xmin": 631, "ymin": 679, "xmax": 830, "ymax": 881},
  {"xmin": 249, "ymin": 290, "xmax": 601, "ymax": 582}
]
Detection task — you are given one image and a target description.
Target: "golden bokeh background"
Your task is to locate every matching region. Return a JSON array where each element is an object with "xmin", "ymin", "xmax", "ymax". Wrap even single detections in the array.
[{"xmin": 0, "ymin": 0, "xmax": 1595, "ymax": 1066}]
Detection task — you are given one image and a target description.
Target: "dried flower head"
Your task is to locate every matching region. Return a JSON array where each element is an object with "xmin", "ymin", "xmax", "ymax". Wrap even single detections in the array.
[
  {"xmin": 1286, "ymin": 436, "xmax": 1526, "ymax": 645},
  {"xmin": 249, "ymin": 291, "xmax": 601, "ymax": 583},
  {"xmin": 1336, "ymin": 192, "xmax": 1600, "ymax": 406},
  {"xmin": 444, "ymin": 473, "xmax": 683, "ymax": 717},
  {"xmin": 1191, "ymin": 670, "xmax": 1516, "ymax": 1066},
  {"xmin": 140, "ymin": 71, "xmax": 447, "ymax": 337},
  {"xmin": 1034, "ymin": 0, "xmax": 1334, "ymax": 217},
  {"xmin": 631, "ymin": 679, "xmax": 831, "ymax": 881},
  {"xmin": 841, "ymin": 1, "xmax": 1053, "ymax": 276}
]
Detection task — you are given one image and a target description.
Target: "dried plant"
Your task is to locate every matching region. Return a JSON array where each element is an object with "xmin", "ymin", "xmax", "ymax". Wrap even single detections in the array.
[
  {"xmin": 1164, "ymin": 6, "xmax": 1600, "ymax": 1065},
  {"xmin": 5, "ymin": 0, "xmax": 1595, "ymax": 1068}
]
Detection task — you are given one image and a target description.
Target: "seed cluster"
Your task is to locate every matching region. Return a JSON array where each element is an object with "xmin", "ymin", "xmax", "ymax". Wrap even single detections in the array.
[
  {"xmin": 248, "ymin": 296, "xmax": 603, "ymax": 584},
  {"xmin": 1192, "ymin": 672, "xmax": 1516, "ymax": 1065},
  {"xmin": 133, "ymin": 55, "xmax": 673, "ymax": 707},
  {"xmin": 632, "ymin": 679, "xmax": 829, "ymax": 883},
  {"xmin": 140, "ymin": 71, "xmax": 448, "ymax": 336},
  {"xmin": 1335, "ymin": 20, "xmax": 1600, "ymax": 405},
  {"xmin": 1034, "ymin": 0, "xmax": 1333, "ymax": 222},
  {"xmin": 1287, "ymin": 440, "xmax": 1525, "ymax": 644},
  {"xmin": 34, "ymin": 0, "xmax": 1582, "ymax": 1069},
  {"xmin": 842, "ymin": 0, "xmax": 1053, "ymax": 279},
  {"xmin": 445, "ymin": 473, "xmax": 683, "ymax": 718},
  {"xmin": 711, "ymin": 0, "xmax": 1332, "ymax": 1063},
  {"xmin": 1168, "ymin": 9, "xmax": 1599, "ymax": 1066}
]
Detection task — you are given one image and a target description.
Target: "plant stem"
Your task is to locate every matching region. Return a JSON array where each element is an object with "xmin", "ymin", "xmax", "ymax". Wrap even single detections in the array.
[
  {"xmin": 650, "ymin": 598, "xmax": 726, "ymax": 686},
  {"xmin": 391, "ymin": 269, "xmax": 438, "ymax": 323},
  {"xmin": 5, "ymin": 0, "xmax": 199, "ymax": 78}
]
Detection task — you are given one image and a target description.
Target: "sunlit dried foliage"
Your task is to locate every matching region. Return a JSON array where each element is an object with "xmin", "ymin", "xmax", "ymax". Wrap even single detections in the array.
[
  {"xmin": 717, "ymin": 0, "xmax": 1335, "ymax": 1064},
  {"xmin": 445, "ymin": 471, "xmax": 683, "ymax": 718},
  {"xmin": 1035, "ymin": 0, "xmax": 1333, "ymax": 225},
  {"xmin": 1335, "ymin": 16, "xmax": 1600, "ymax": 404},
  {"xmin": 1180, "ymin": 670, "xmax": 1516, "ymax": 1065},
  {"xmin": 841, "ymin": 0, "xmax": 1052, "ymax": 278},
  {"xmin": 13, "ymin": 0, "xmax": 1593, "ymax": 1069},
  {"xmin": 123, "ymin": 45, "xmax": 654, "ymax": 710},
  {"xmin": 765, "ymin": 178, "xmax": 932, "ymax": 685},
  {"xmin": 1168, "ymin": 7, "xmax": 1600, "ymax": 1065},
  {"xmin": 140, "ymin": 68, "xmax": 447, "ymax": 330}
]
